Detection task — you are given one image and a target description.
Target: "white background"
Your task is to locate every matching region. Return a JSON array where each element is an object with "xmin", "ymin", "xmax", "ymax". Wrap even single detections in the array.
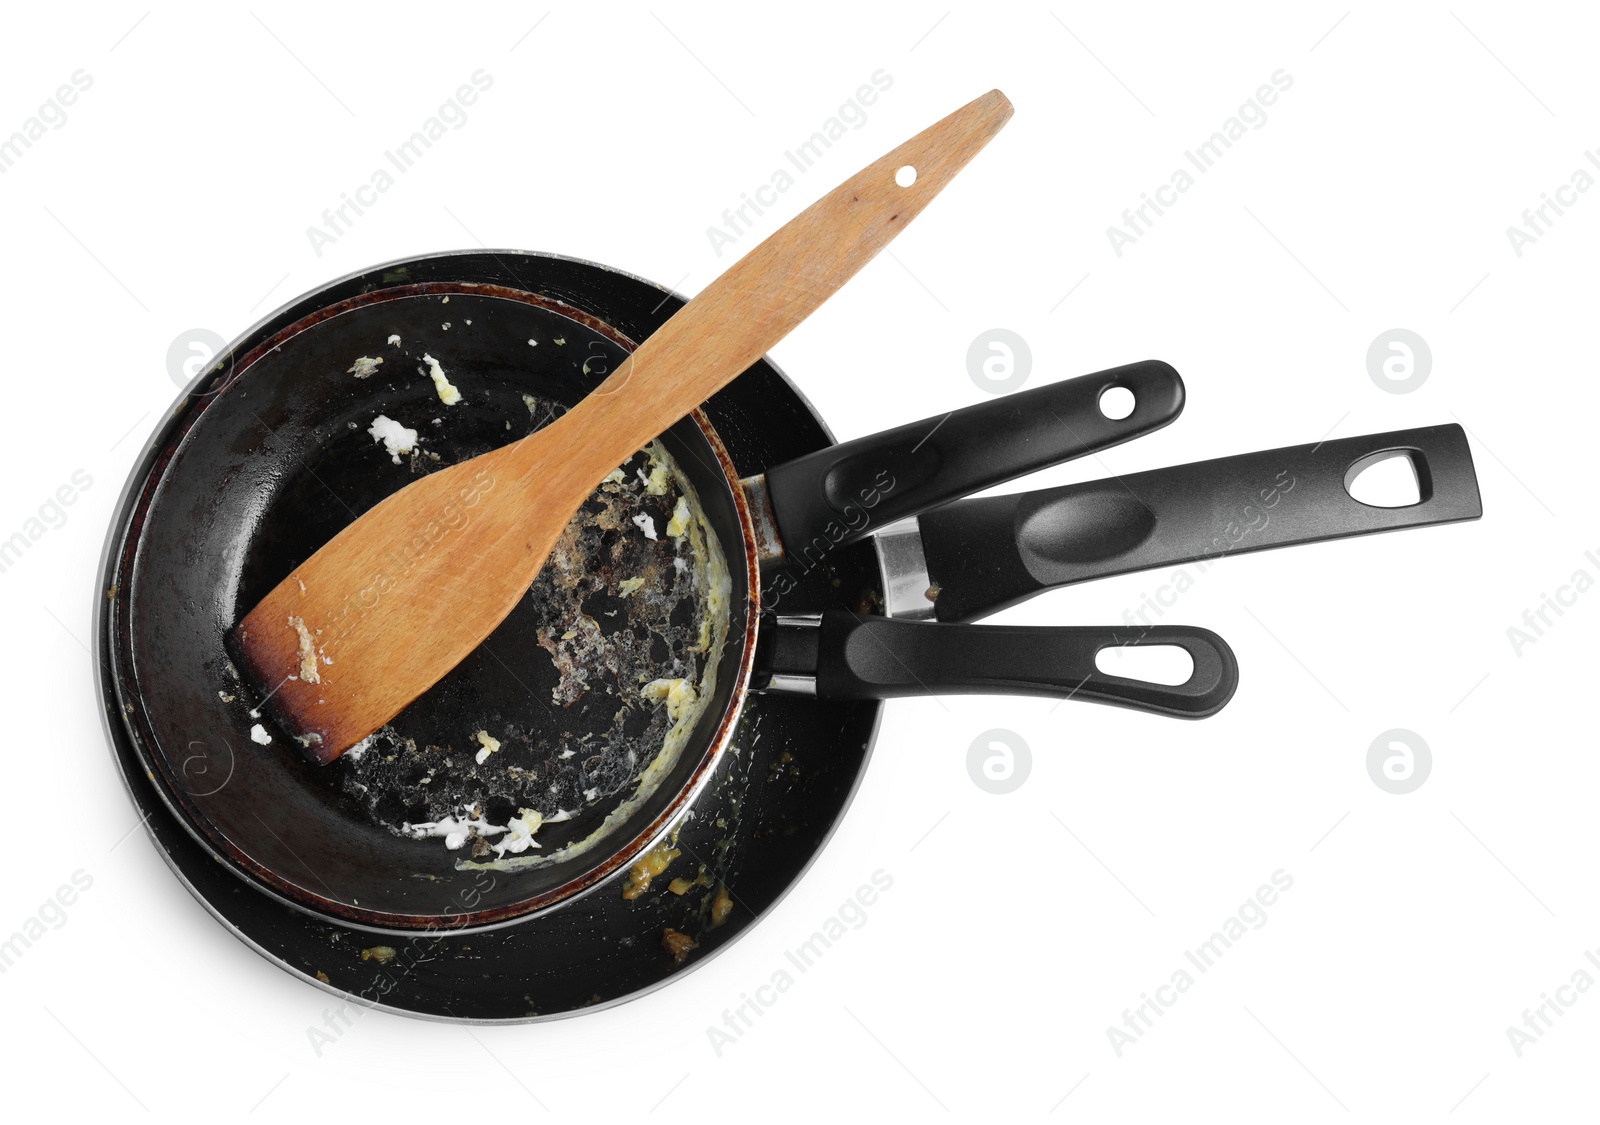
[{"xmin": 1, "ymin": 2, "xmax": 1595, "ymax": 1121}]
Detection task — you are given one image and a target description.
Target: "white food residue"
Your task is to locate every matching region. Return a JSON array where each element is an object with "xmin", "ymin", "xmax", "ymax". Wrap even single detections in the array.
[
  {"xmin": 250, "ymin": 723, "xmax": 272, "ymax": 745},
  {"xmin": 421, "ymin": 353, "xmax": 462, "ymax": 405},
  {"xmin": 386, "ymin": 334, "xmax": 401, "ymax": 347},
  {"xmin": 492, "ymin": 810, "xmax": 544, "ymax": 857},
  {"xmin": 402, "ymin": 802, "xmax": 544, "ymax": 855},
  {"xmin": 287, "ymin": 616, "xmax": 321, "ymax": 684},
  {"xmin": 347, "ymin": 356, "xmax": 383, "ymax": 378},
  {"xmin": 367, "ymin": 415, "xmax": 418, "ymax": 463},
  {"xmin": 473, "ymin": 729, "xmax": 502, "ymax": 766},
  {"xmin": 402, "ymin": 805, "xmax": 498, "ymax": 851},
  {"xmin": 631, "ymin": 513, "xmax": 658, "ymax": 540}
]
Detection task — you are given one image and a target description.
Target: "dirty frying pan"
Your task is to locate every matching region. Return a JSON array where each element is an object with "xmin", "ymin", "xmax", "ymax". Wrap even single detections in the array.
[
  {"xmin": 100, "ymin": 250, "xmax": 892, "ymax": 1020},
  {"xmin": 96, "ymin": 252, "xmax": 1472, "ymax": 1011}
]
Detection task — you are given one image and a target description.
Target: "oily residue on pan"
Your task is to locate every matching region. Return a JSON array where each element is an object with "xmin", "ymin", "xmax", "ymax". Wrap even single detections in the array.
[{"xmin": 332, "ymin": 396, "xmax": 731, "ymax": 871}]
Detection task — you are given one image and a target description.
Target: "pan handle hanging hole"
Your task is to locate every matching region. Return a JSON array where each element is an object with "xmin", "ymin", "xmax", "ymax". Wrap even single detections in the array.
[
  {"xmin": 1098, "ymin": 385, "xmax": 1135, "ymax": 420},
  {"xmin": 1095, "ymin": 644, "xmax": 1194, "ymax": 686},
  {"xmin": 1344, "ymin": 449, "xmax": 1425, "ymax": 508},
  {"xmin": 894, "ymin": 165, "xmax": 917, "ymax": 187}
]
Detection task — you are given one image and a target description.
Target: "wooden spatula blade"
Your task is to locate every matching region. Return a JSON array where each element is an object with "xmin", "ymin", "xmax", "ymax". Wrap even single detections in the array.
[
  {"xmin": 231, "ymin": 89, "xmax": 1013, "ymax": 762},
  {"xmin": 229, "ymin": 441, "xmax": 557, "ymax": 762}
]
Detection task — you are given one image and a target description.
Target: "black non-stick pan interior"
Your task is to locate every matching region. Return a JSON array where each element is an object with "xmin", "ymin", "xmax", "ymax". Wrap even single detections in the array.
[{"xmin": 110, "ymin": 283, "xmax": 756, "ymax": 929}]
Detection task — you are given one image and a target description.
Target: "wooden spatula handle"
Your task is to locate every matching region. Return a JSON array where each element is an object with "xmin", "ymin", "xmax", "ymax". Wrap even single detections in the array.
[
  {"xmin": 235, "ymin": 90, "xmax": 1013, "ymax": 762},
  {"xmin": 558, "ymin": 89, "xmax": 1013, "ymax": 467}
]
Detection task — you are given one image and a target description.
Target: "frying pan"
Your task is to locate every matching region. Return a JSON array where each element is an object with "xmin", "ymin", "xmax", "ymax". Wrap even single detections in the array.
[
  {"xmin": 105, "ymin": 251, "xmax": 1481, "ymax": 937},
  {"xmin": 108, "ymin": 253, "xmax": 1245, "ymax": 932}
]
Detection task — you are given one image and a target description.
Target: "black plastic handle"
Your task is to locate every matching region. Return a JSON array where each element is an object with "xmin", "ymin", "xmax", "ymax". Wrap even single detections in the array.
[
  {"xmin": 761, "ymin": 360, "xmax": 1184, "ymax": 561},
  {"xmin": 758, "ymin": 612, "xmax": 1237, "ymax": 718},
  {"xmin": 920, "ymin": 423, "xmax": 1483, "ymax": 623}
]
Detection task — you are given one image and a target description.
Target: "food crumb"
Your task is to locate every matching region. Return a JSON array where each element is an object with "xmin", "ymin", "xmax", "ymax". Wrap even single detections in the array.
[
  {"xmin": 360, "ymin": 946, "xmax": 397, "ymax": 964},
  {"xmin": 347, "ymin": 356, "xmax": 383, "ymax": 378},
  {"xmin": 421, "ymin": 353, "xmax": 462, "ymax": 405},
  {"xmin": 631, "ymin": 513, "xmax": 658, "ymax": 540},
  {"xmin": 492, "ymin": 809, "xmax": 544, "ymax": 857},
  {"xmin": 618, "ymin": 577, "xmax": 646, "ymax": 597},
  {"xmin": 474, "ymin": 729, "xmax": 502, "ymax": 766},
  {"xmin": 250, "ymin": 723, "xmax": 272, "ymax": 745},
  {"xmin": 287, "ymin": 616, "xmax": 321, "ymax": 684},
  {"xmin": 644, "ymin": 462, "xmax": 671, "ymax": 496},
  {"xmin": 709, "ymin": 884, "xmax": 733, "ymax": 927},
  {"xmin": 367, "ymin": 415, "xmax": 418, "ymax": 463},
  {"xmin": 642, "ymin": 678, "xmax": 698, "ymax": 723},
  {"xmin": 622, "ymin": 841, "xmax": 680, "ymax": 900},
  {"xmin": 387, "ymin": 334, "xmax": 401, "ymax": 346},
  {"xmin": 665, "ymin": 495, "xmax": 691, "ymax": 538},
  {"xmin": 661, "ymin": 928, "xmax": 697, "ymax": 964}
]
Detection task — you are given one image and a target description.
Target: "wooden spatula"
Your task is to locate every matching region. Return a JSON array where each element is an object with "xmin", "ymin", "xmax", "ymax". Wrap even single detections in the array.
[{"xmin": 232, "ymin": 89, "xmax": 1013, "ymax": 763}]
